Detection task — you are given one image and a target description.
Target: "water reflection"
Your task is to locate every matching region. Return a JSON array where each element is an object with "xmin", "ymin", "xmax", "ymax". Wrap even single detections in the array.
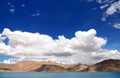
[{"xmin": 0, "ymin": 72, "xmax": 119, "ymax": 78}]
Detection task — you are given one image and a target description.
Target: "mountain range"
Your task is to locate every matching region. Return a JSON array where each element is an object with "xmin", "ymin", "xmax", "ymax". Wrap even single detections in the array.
[{"xmin": 0, "ymin": 59, "xmax": 120, "ymax": 72}]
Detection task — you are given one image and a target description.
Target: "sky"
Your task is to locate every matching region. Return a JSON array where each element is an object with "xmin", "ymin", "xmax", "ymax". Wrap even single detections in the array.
[{"xmin": 0, "ymin": 0, "xmax": 120, "ymax": 64}]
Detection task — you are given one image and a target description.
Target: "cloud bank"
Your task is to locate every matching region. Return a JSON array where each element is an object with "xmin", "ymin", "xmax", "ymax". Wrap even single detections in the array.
[{"xmin": 0, "ymin": 28, "xmax": 120, "ymax": 64}]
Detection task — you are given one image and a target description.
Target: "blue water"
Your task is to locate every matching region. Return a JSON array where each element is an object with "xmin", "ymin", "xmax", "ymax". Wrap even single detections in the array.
[{"xmin": 0, "ymin": 72, "xmax": 120, "ymax": 78}]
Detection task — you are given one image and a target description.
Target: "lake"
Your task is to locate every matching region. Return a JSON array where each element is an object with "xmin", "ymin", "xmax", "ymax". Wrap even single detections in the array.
[{"xmin": 0, "ymin": 72, "xmax": 120, "ymax": 78}]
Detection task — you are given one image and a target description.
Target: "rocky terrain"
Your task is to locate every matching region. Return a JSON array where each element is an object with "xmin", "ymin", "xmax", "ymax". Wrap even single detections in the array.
[
  {"xmin": 0, "ymin": 59, "xmax": 120, "ymax": 72},
  {"xmin": 88, "ymin": 59, "xmax": 120, "ymax": 72}
]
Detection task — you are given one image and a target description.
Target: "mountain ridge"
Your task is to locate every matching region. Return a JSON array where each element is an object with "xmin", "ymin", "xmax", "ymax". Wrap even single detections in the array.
[{"xmin": 0, "ymin": 59, "xmax": 120, "ymax": 72}]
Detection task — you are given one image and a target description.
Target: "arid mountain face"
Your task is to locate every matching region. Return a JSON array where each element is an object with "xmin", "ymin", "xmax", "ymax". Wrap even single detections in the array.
[
  {"xmin": 0, "ymin": 59, "xmax": 120, "ymax": 72},
  {"xmin": 0, "ymin": 61, "xmax": 88, "ymax": 72},
  {"xmin": 88, "ymin": 59, "xmax": 120, "ymax": 72}
]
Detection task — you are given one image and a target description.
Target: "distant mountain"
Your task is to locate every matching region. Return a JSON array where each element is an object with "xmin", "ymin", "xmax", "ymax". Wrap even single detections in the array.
[
  {"xmin": 0, "ymin": 59, "xmax": 120, "ymax": 72},
  {"xmin": 88, "ymin": 59, "xmax": 120, "ymax": 72}
]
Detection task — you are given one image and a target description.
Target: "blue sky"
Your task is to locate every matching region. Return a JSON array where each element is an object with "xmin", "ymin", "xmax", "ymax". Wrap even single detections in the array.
[
  {"xmin": 0, "ymin": 0, "xmax": 120, "ymax": 50},
  {"xmin": 0, "ymin": 0, "xmax": 120, "ymax": 64}
]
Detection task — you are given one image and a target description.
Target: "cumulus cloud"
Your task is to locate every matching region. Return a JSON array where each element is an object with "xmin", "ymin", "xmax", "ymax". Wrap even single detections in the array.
[
  {"xmin": 0, "ymin": 28, "xmax": 120, "ymax": 64},
  {"xmin": 0, "ymin": 34, "xmax": 2, "ymax": 42}
]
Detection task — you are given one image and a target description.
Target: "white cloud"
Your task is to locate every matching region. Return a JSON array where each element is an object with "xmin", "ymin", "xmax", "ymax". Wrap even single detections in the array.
[
  {"xmin": 21, "ymin": 4, "xmax": 26, "ymax": 7},
  {"xmin": 97, "ymin": 0, "xmax": 115, "ymax": 4},
  {"xmin": 101, "ymin": 16, "xmax": 106, "ymax": 21},
  {"xmin": 106, "ymin": 1, "xmax": 120, "ymax": 15},
  {"xmin": 114, "ymin": 23, "xmax": 120, "ymax": 29},
  {"xmin": 85, "ymin": 0, "xmax": 94, "ymax": 2},
  {"xmin": 85, "ymin": 0, "xmax": 115, "ymax": 4},
  {"xmin": 8, "ymin": 2, "xmax": 11, "ymax": 5},
  {"xmin": 85, "ymin": 0, "xmax": 120, "ymax": 21},
  {"xmin": 9, "ymin": 8, "xmax": 15, "ymax": 13},
  {"xmin": 0, "ymin": 34, "xmax": 2, "ymax": 42},
  {"xmin": 8, "ymin": 3, "xmax": 15, "ymax": 14},
  {"xmin": 0, "ymin": 28, "xmax": 120, "ymax": 64},
  {"xmin": 100, "ymin": 4, "xmax": 109, "ymax": 9},
  {"xmin": 32, "ymin": 10, "xmax": 40, "ymax": 16},
  {"xmin": 98, "ymin": 0, "xmax": 120, "ymax": 21}
]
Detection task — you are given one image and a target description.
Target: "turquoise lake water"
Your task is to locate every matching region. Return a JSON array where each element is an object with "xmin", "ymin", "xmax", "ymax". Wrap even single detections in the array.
[{"xmin": 0, "ymin": 72, "xmax": 120, "ymax": 78}]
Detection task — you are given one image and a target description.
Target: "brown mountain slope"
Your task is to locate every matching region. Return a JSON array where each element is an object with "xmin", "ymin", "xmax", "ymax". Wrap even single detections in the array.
[
  {"xmin": 88, "ymin": 59, "xmax": 120, "ymax": 72},
  {"xmin": 0, "ymin": 59, "xmax": 120, "ymax": 72},
  {"xmin": 0, "ymin": 61, "xmax": 88, "ymax": 72}
]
